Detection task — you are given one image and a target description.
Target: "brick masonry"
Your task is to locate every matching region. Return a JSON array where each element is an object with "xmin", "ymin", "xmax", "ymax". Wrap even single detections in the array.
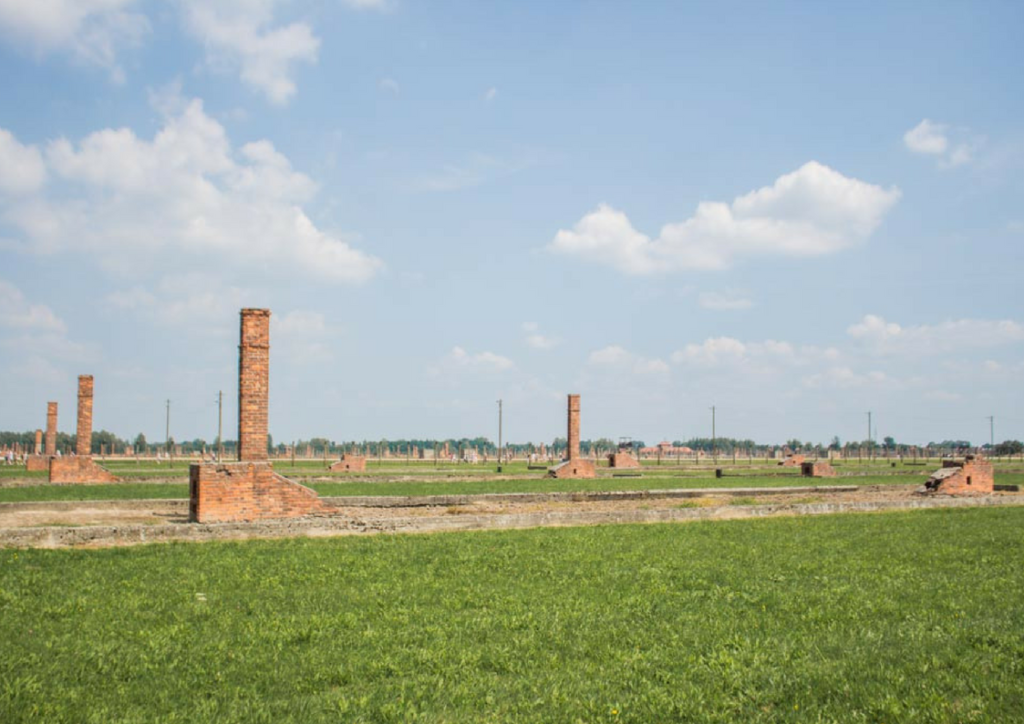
[
  {"xmin": 801, "ymin": 461, "xmax": 837, "ymax": 478},
  {"xmin": 34, "ymin": 429, "xmax": 42, "ymax": 455},
  {"xmin": 45, "ymin": 402, "xmax": 57, "ymax": 456},
  {"xmin": 549, "ymin": 393, "xmax": 596, "ymax": 479},
  {"xmin": 330, "ymin": 455, "xmax": 367, "ymax": 472},
  {"xmin": 190, "ymin": 307, "xmax": 335, "ymax": 523},
  {"xmin": 189, "ymin": 462, "xmax": 331, "ymax": 523},
  {"xmin": 918, "ymin": 456, "xmax": 994, "ymax": 496},
  {"xmin": 780, "ymin": 454, "xmax": 806, "ymax": 467},
  {"xmin": 608, "ymin": 451, "xmax": 641, "ymax": 468},
  {"xmin": 50, "ymin": 456, "xmax": 121, "ymax": 484},
  {"xmin": 238, "ymin": 308, "xmax": 270, "ymax": 462},
  {"xmin": 48, "ymin": 375, "xmax": 120, "ymax": 483},
  {"xmin": 76, "ymin": 375, "xmax": 93, "ymax": 457},
  {"xmin": 25, "ymin": 455, "xmax": 49, "ymax": 472}
]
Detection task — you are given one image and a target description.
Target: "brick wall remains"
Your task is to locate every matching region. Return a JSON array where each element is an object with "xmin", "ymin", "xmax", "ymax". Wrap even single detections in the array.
[
  {"xmin": 50, "ymin": 456, "xmax": 120, "ymax": 484},
  {"xmin": 25, "ymin": 455, "xmax": 49, "ymax": 472},
  {"xmin": 45, "ymin": 402, "xmax": 57, "ymax": 456},
  {"xmin": 330, "ymin": 455, "xmax": 367, "ymax": 472},
  {"xmin": 34, "ymin": 429, "xmax": 42, "ymax": 455},
  {"xmin": 189, "ymin": 462, "xmax": 332, "ymax": 523},
  {"xmin": 608, "ymin": 451, "xmax": 641, "ymax": 468},
  {"xmin": 76, "ymin": 375, "xmax": 93, "ymax": 457},
  {"xmin": 780, "ymin": 454, "xmax": 806, "ymax": 467},
  {"xmin": 567, "ymin": 393, "xmax": 581, "ymax": 460},
  {"xmin": 549, "ymin": 393, "xmax": 596, "ymax": 478},
  {"xmin": 919, "ymin": 456, "xmax": 994, "ymax": 496},
  {"xmin": 801, "ymin": 461, "xmax": 837, "ymax": 478},
  {"xmin": 238, "ymin": 309, "xmax": 271, "ymax": 461}
]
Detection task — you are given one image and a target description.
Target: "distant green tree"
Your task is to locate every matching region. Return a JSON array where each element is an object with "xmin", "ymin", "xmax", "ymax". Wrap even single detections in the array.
[{"xmin": 994, "ymin": 440, "xmax": 1023, "ymax": 456}]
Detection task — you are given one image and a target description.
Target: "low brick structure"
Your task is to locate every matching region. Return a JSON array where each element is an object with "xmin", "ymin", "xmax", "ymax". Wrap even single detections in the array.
[
  {"xmin": 608, "ymin": 451, "xmax": 641, "ymax": 468},
  {"xmin": 918, "ymin": 456, "xmax": 994, "ymax": 496},
  {"xmin": 189, "ymin": 462, "xmax": 330, "ymax": 522},
  {"xmin": 801, "ymin": 461, "xmax": 837, "ymax": 478},
  {"xmin": 330, "ymin": 455, "xmax": 367, "ymax": 472},
  {"xmin": 25, "ymin": 456, "xmax": 49, "ymax": 472},
  {"xmin": 49, "ymin": 375, "xmax": 120, "ymax": 484},
  {"xmin": 780, "ymin": 454, "xmax": 806, "ymax": 467},
  {"xmin": 549, "ymin": 394, "xmax": 596, "ymax": 479},
  {"xmin": 190, "ymin": 309, "xmax": 336, "ymax": 523},
  {"xmin": 50, "ymin": 456, "xmax": 121, "ymax": 484}
]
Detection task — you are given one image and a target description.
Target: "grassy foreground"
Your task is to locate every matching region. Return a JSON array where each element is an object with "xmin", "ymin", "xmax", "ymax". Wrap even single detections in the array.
[{"xmin": 2, "ymin": 507, "xmax": 1023, "ymax": 723}]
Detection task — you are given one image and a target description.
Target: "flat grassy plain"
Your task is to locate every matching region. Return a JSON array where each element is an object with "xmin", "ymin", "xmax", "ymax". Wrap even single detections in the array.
[
  {"xmin": 2, "ymin": 507, "xmax": 1023, "ymax": 723},
  {"xmin": 2, "ymin": 471, "xmax": 1023, "ymax": 504}
]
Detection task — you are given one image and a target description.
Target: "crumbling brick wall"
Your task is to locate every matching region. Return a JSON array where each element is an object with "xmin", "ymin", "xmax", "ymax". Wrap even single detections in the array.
[
  {"xmin": 801, "ymin": 461, "xmax": 837, "ymax": 478},
  {"xmin": 190, "ymin": 307, "xmax": 333, "ymax": 523},
  {"xmin": 50, "ymin": 456, "xmax": 120, "ymax": 484},
  {"xmin": 919, "ymin": 456, "xmax": 994, "ymax": 496},
  {"xmin": 608, "ymin": 452, "xmax": 641, "ymax": 468},
  {"xmin": 330, "ymin": 455, "xmax": 366, "ymax": 472},
  {"xmin": 780, "ymin": 454, "xmax": 806, "ymax": 467},
  {"xmin": 549, "ymin": 394, "xmax": 596, "ymax": 479},
  {"xmin": 48, "ymin": 376, "xmax": 120, "ymax": 483},
  {"xmin": 238, "ymin": 309, "xmax": 271, "ymax": 462},
  {"xmin": 190, "ymin": 462, "xmax": 331, "ymax": 523},
  {"xmin": 45, "ymin": 402, "xmax": 57, "ymax": 456}
]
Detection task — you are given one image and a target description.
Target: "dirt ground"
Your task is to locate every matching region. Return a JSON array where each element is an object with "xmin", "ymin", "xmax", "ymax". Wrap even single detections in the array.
[{"xmin": 3, "ymin": 484, "xmax": 1015, "ymax": 532}]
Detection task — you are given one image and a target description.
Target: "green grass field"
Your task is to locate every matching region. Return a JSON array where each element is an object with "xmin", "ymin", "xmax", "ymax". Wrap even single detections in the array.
[
  {"xmin": 2, "ymin": 472, "xmax": 1023, "ymax": 504},
  {"xmin": 1, "ymin": 507, "xmax": 1022, "ymax": 722}
]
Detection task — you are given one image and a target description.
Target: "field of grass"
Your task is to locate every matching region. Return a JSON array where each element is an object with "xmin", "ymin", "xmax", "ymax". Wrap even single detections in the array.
[
  {"xmin": 2, "ymin": 471, "xmax": 1023, "ymax": 504},
  {"xmin": 1, "ymin": 507, "xmax": 1022, "ymax": 722}
]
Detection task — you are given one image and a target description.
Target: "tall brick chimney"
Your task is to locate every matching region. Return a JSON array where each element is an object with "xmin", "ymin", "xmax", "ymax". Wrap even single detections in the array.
[
  {"xmin": 76, "ymin": 375, "xmax": 94, "ymax": 457},
  {"xmin": 238, "ymin": 308, "xmax": 271, "ymax": 461},
  {"xmin": 45, "ymin": 402, "xmax": 57, "ymax": 456},
  {"xmin": 34, "ymin": 429, "xmax": 42, "ymax": 455},
  {"xmin": 567, "ymin": 393, "xmax": 581, "ymax": 461}
]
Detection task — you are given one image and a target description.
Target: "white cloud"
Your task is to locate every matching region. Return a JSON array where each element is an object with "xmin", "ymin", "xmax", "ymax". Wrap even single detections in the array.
[
  {"xmin": 671, "ymin": 337, "xmax": 838, "ymax": 371},
  {"xmin": 802, "ymin": 366, "xmax": 891, "ymax": 390},
  {"xmin": 0, "ymin": 95, "xmax": 383, "ymax": 287},
  {"xmin": 697, "ymin": 289, "xmax": 753, "ymax": 311},
  {"xmin": 522, "ymin": 322, "xmax": 560, "ymax": 350},
  {"xmin": 588, "ymin": 345, "xmax": 669, "ymax": 375},
  {"xmin": 847, "ymin": 315, "xmax": 1024, "ymax": 354},
  {"xmin": 904, "ymin": 119, "xmax": 948, "ymax": 155},
  {"xmin": 548, "ymin": 161, "xmax": 900, "ymax": 274},
  {"xmin": 924, "ymin": 390, "xmax": 963, "ymax": 402},
  {"xmin": 181, "ymin": 0, "xmax": 320, "ymax": 105},
  {"xmin": 483, "ymin": 87, "xmax": 497, "ymax": 102},
  {"xmin": 0, "ymin": 0, "xmax": 149, "ymax": 81},
  {"xmin": 0, "ymin": 130, "xmax": 47, "ymax": 195},
  {"xmin": 379, "ymin": 77, "xmax": 400, "ymax": 94},
  {"xmin": 0, "ymin": 280, "xmax": 65, "ymax": 332},
  {"xmin": 272, "ymin": 310, "xmax": 333, "ymax": 364},
  {"xmin": 903, "ymin": 119, "xmax": 976, "ymax": 168},
  {"xmin": 437, "ymin": 346, "xmax": 515, "ymax": 374}
]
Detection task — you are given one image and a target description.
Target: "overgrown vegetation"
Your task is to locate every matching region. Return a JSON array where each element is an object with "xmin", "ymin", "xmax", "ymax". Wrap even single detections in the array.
[{"xmin": 1, "ymin": 508, "xmax": 1022, "ymax": 722}]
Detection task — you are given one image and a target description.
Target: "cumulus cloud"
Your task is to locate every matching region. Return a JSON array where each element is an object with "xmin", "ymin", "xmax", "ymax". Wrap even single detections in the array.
[
  {"xmin": 0, "ymin": 0, "xmax": 149, "ymax": 81},
  {"xmin": 548, "ymin": 161, "xmax": 900, "ymax": 274},
  {"xmin": 802, "ymin": 366, "xmax": 892, "ymax": 390},
  {"xmin": 181, "ymin": 0, "xmax": 320, "ymax": 105},
  {"xmin": 0, "ymin": 130, "xmax": 46, "ymax": 195},
  {"xmin": 903, "ymin": 119, "xmax": 974, "ymax": 167},
  {"xmin": 522, "ymin": 322, "xmax": 560, "ymax": 350},
  {"xmin": 588, "ymin": 345, "xmax": 669, "ymax": 375},
  {"xmin": 436, "ymin": 346, "xmax": 515, "ymax": 374},
  {"xmin": 847, "ymin": 315, "xmax": 1024, "ymax": 354},
  {"xmin": 0, "ymin": 94, "xmax": 383, "ymax": 286},
  {"xmin": 672, "ymin": 337, "xmax": 839, "ymax": 370},
  {"xmin": 697, "ymin": 289, "xmax": 753, "ymax": 311},
  {"xmin": 0, "ymin": 279, "xmax": 65, "ymax": 332}
]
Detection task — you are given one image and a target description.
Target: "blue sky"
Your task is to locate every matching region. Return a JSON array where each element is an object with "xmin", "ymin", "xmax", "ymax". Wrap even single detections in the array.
[{"xmin": 0, "ymin": 0, "xmax": 1021, "ymax": 447}]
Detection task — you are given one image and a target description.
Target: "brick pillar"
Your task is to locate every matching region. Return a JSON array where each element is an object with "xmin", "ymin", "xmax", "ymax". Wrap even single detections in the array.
[
  {"xmin": 567, "ymin": 393, "xmax": 581, "ymax": 460},
  {"xmin": 238, "ymin": 308, "xmax": 270, "ymax": 461},
  {"xmin": 45, "ymin": 402, "xmax": 57, "ymax": 456},
  {"xmin": 76, "ymin": 375, "xmax": 93, "ymax": 457},
  {"xmin": 34, "ymin": 429, "xmax": 42, "ymax": 455}
]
